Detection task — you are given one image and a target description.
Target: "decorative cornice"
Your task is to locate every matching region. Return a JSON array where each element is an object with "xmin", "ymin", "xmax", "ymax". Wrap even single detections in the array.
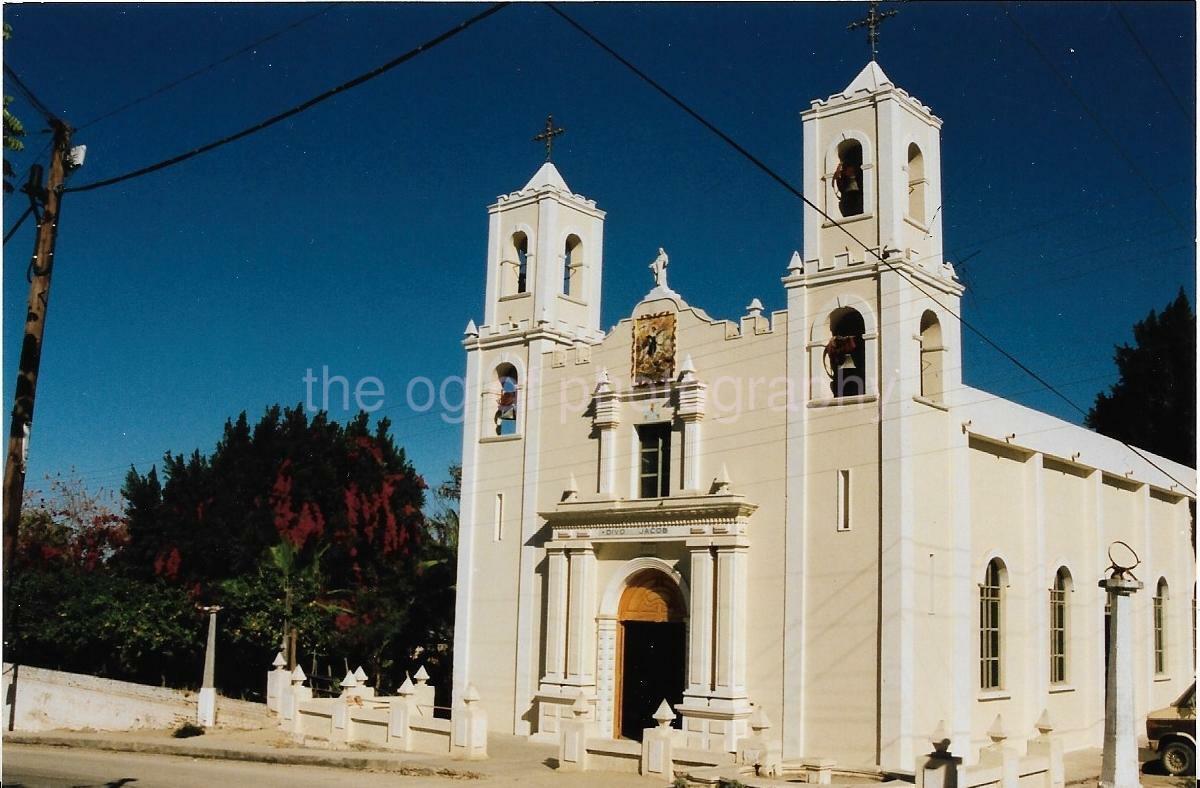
[{"xmin": 541, "ymin": 492, "xmax": 758, "ymax": 541}]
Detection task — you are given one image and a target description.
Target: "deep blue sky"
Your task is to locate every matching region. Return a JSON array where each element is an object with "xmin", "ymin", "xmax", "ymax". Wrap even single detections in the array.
[{"xmin": 3, "ymin": 2, "xmax": 1195, "ymax": 500}]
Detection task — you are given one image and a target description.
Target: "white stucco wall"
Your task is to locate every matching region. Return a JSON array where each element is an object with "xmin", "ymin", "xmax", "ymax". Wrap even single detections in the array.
[
  {"xmin": 454, "ymin": 60, "xmax": 1197, "ymax": 775},
  {"xmin": 1, "ymin": 663, "xmax": 267, "ymax": 732}
]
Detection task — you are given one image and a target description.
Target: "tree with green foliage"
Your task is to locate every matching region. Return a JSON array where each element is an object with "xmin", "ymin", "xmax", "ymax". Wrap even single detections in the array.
[
  {"xmin": 3, "ymin": 24, "xmax": 26, "ymax": 194},
  {"xmin": 6, "ymin": 473, "xmax": 203, "ymax": 686},
  {"xmin": 429, "ymin": 463, "xmax": 460, "ymax": 549},
  {"xmin": 120, "ymin": 404, "xmax": 451, "ymax": 695},
  {"xmin": 1086, "ymin": 288, "xmax": 1196, "ymax": 468},
  {"xmin": 7, "ymin": 407, "xmax": 457, "ymax": 699}
]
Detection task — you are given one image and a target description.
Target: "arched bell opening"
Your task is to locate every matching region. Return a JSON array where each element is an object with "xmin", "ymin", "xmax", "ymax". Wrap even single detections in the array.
[
  {"xmin": 826, "ymin": 307, "xmax": 867, "ymax": 397},
  {"xmin": 834, "ymin": 139, "xmax": 865, "ymax": 217},
  {"xmin": 614, "ymin": 569, "xmax": 687, "ymax": 740}
]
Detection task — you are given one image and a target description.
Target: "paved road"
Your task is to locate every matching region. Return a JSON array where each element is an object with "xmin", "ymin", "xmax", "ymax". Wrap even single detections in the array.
[
  {"xmin": 2, "ymin": 744, "xmax": 653, "ymax": 787},
  {"xmin": 7, "ymin": 742, "xmax": 1194, "ymax": 788}
]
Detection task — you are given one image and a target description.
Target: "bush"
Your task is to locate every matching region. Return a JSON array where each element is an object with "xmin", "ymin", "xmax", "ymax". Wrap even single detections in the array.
[{"xmin": 173, "ymin": 721, "xmax": 205, "ymax": 738}]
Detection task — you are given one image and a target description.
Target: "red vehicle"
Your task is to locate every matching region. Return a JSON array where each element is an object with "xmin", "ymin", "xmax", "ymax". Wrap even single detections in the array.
[{"xmin": 1144, "ymin": 682, "xmax": 1196, "ymax": 776}]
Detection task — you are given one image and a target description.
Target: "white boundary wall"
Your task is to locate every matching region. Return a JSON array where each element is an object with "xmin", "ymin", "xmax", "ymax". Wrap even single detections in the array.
[{"xmin": 2, "ymin": 663, "xmax": 267, "ymax": 731}]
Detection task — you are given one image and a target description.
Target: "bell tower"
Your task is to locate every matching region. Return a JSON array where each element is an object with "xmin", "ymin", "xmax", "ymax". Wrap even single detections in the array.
[
  {"xmin": 800, "ymin": 61, "xmax": 944, "ymax": 273},
  {"xmin": 482, "ymin": 161, "xmax": 605, "ymax": 338},
  {"xmin": 455, "ymin": 156, "xmax": 605, "ymax": 729},
  {"xmin": 783, "ymin": 60, "xmax": 966, "ymax": 770},
  {"xmin": 796, "ymin": 60, "xmax": 963, "ymax": 406}
]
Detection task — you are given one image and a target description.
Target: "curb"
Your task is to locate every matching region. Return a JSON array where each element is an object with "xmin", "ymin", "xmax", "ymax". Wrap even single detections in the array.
[{"xmin": 3, "ymin": 732, "xmax": 478, "ymax": 778}]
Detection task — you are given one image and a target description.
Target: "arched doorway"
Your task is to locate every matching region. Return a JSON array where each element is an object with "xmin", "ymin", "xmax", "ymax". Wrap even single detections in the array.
[{"xmin": 615, "ymin": 569, "xmax": 686, "ymax": 740}]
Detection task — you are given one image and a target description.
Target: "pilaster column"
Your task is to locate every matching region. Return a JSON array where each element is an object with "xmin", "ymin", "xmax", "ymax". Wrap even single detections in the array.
[
  {"xmin": 1088, "ymin": 470, "xmax": 1106, "ymax": 745},
  {"xmin": 781, "ymin": 258, "xmax": 809, "ymax": 760},
  {"xmin": 948, "ymin": 421, "xmax": 974, "ymax": 758},
  {"xmin": 1027, "ymin": 453, "xmax": 1048, "ymax": 719},
  {"xmin": 713, "ymin": 543, "xmax": 749, "ymax": 702},
  {"xmin": 450, "ymin": 340, "xmax": 483, "ymax": 706},
  {"xmin": 565, "ymin": 544, "xmax": 597, "ymax": 687},
  {"xmin": 677, "ymin": 360, "xmax": 706, "ymax": 493},
  {"xmin": 593, "ymin": 371, "xmax": 619, "ymax": 496},
  {"xmin": 543, "ymin": 544, "xmax": 569, "ymax": 686},
  {"xmin": 1137, "ymin": 483, "xmax": 1153, "ymax": 723},
  {"xmin": 685, "ymin": 543, "xmax": 715, "ymax": 698}
]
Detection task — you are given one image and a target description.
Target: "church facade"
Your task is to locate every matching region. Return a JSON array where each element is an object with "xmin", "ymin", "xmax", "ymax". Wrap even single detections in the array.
[{"xmin": 450, "ymin": 63, "xmax": 1196, "ymax": 770}]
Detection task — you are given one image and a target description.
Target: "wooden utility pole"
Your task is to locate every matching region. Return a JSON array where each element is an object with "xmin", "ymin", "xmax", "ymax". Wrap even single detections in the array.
[{"xmin": 3, "ymin": 119, "xmax": 71, "ymax": 569}]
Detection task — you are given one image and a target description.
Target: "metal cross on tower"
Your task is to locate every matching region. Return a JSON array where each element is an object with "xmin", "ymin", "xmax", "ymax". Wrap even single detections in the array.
[
  {"xmin": 533, "ymin": 114, "xmax": 566, "ymax": 162},
  {"xmin": 847, "ymin": 1, "xmax": 898, "ymax": 62}
]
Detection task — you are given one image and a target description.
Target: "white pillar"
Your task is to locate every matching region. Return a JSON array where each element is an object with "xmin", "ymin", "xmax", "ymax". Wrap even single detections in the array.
[
  {"xmin": 1136, "ymin": 484, "xmax": 1153, "ymax": 722},
  {"xmin": 543, "ymin": 545, "xmax": 569, "ymax": 686},
  {"xmin": 512, "ymin": 337, "xmax": 549, "ymax": 734},
  {"xmin": 197, "ymin": 606, "xmax": 221, "ymax": 728},
  {"xmin": 594, "ymin": 373, "xmax": 619, "ymax": 497},
  {"xmin": 1088, "ymin": 470, "xmax": 1106, "ymax": 746},
  {"xmin": 599, "ymin": 427, "xmax": 616, "ymax": 495},
  {"xmin": 681, "ymin": 419, "xmax": 702, "ymax": 492},
  {"xmin": 878, "ymin": 265, "xmax": 915, "ymax": 769},
  {"xmin": 565, "ymin": 544, "xmax": 597, "ymax": 687},
  {"xmin": 451, "ymin": 341, "xmax": 483, "ymax": 707},
  {"xmin": 781, "ymin": 261, "xmax": 809, "ymax": 759},
  {"xmin": 686, "ymin": 544, "xmax": 715, "ymax": 698},
  {"xmin": 713, "ymin": 544, "xmax": 749, "ymax": 701},
  {"xmin": 676, "ymin": 364, "xmax": 706, "ymax": 493},
  {"xmin": 1099, "ymin": 576, "xmax": 1143, "ymax": 788},
  {"xmin": 1027, "ymin": 454, "xmax": 1049, "ymax": 720},
  {"xmin": 949, "ymin": 423, "xmax": 974, "ymax": 757}
]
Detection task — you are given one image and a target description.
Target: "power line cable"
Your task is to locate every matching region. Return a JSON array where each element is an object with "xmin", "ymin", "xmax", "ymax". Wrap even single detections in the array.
[
  {"xmin": 74, "ymin": 3, "xmax": 339, "ymax": 132},
  {"xmin": 3, "ymin": 63, "xmax": 58, "ymax": 122},
  {"xmin": 1111, "ymin": 2, "xmax": 1194, "ymax": 130},
  {"xmin": 544, "ymin": 2, "xmax": 1195, "ymax": 495},
  {"xmin": 4, "ymin": 204, "xmax": 33, "ymax": 244},
  {"xmin": 1001, "ymin": 3, "xmax": 1189, "ymax": 233},
  {"xmin": 65, "ymin": 3, "xmax": 508, "ymax": 194}
]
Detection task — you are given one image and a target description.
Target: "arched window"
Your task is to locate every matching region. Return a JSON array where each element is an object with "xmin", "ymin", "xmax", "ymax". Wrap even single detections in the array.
[
  {"xmin": 826, "ymin": 307, "xmax": 866, "ymax": 397},
  {"xmin": 563, "ymin": 234, "xmax": 583, "ymax": 298},
  {"xmin": 980, "ymin": 558, "xmax": 1006, "ymax": 690},
  {"xmin": 1154, "ymin": 578, "xmax": 1169, "ymax": 675},
  {"xmin": 494, "ymin": 363, "xmax": 519, "ymax": 437},
  {"xmin": 834, "ymin": 139, "xmax": 865, "ymax": 217},
  {"xmin": 907, "ymin": 143, "xmax": 926, "ymax": 224},
  {"xmin": 919, "ymin": 310, "xmax": 943, "ymax": 403},
  {"xmin": 1050, "ymin": 567, "xmax": 1071, "ymax": 685},
  {"xmin": 514, "ymin": 232, "xmax": 529, "ymax": 294}
]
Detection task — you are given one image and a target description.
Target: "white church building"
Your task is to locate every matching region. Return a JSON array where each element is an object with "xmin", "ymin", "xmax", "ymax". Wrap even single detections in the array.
[{"xmin": 450, "ymin": 62, "xmax": 1196, "ymax": 770}]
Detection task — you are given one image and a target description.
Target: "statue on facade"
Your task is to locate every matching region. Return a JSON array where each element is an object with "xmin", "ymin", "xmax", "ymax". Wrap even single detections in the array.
[{"xmin": 649, "ymin": 247, "xmax": 669, "ymax": 289}]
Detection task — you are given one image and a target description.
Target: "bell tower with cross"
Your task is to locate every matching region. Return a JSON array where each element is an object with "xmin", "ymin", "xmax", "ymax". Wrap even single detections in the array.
[
  {"xmin": 781, "ymin": 5, "xmax": 966, "ymax": 768},
  {"xmin": 456, "ymin": 117, "xmax": 606, "ymax": 728},
  {"xmin": 800, "ymin": 5, "xmax": 948, "ymax": 274},
  {"xmin": 481, "ymin": 114, "xmax": 606, "ymax": 338}
]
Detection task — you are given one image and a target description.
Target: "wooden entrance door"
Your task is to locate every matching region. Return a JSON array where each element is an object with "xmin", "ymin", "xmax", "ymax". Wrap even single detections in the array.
[{"xmin": 614, "ymin": 570, "xmax": 686, "ymax": 740}]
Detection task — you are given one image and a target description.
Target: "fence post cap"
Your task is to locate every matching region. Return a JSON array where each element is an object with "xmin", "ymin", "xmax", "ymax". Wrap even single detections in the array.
[
  {"xmin": 414, "ymin": 665, "xmax": 430, "ymax": 683},
  {"xmin": 987, "ymin": 714, "xmax": 1007, "ymax": 743},
  {"xmin": 354, "ymin": 666, "xmax": 369, "ymax": 685},
  {"xmin": 272, "ymin": 652, "xmax": 287, "ymax": 668},
  {"xmin": 931, "ymin": 720, "xmax": 951, "ymax": 754},
  {"xmin": 291, "ymin": 665, "xmax": 307, "ymax": 682},
  {"xmin": 653, "ymin": 699, "xmax": 674, "ymax": 728}
]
